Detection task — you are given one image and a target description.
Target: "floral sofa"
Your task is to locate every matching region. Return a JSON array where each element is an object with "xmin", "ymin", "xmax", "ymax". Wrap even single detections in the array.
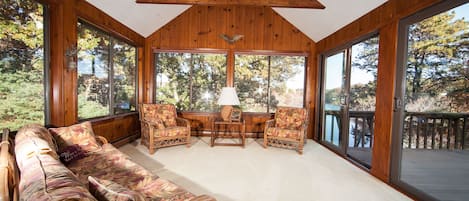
[{"xmin": 12, "ymin": 122, "xmax": 215, "ymax": 201}]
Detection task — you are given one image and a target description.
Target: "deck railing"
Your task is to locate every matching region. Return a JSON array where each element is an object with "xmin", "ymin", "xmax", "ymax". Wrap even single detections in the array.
[
  {"xmin": 404, "ymin": 112, "xmax": 469, "ymax": 150},
  {"xmin": 324, "ymin": 111, "xmax": 469, "ymax": 150}
]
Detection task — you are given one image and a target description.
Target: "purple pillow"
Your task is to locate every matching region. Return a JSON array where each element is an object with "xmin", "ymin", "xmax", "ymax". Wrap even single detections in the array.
[{"xmin": 59, "ymin": 144, "xmax": 86, "ymax": 164}]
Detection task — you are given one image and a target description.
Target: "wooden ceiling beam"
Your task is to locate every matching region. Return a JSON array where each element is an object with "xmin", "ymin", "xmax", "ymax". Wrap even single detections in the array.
[{"xmin": 136, "ymin": 0, "xmax": 325, "ymax": 9}]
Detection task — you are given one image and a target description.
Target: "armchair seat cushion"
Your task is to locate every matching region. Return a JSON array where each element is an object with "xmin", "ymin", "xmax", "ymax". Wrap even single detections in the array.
[
  {"xmin": 155, "ymin": 126, "xmax": 189, "ymax": 137},
  {"xmin": 265, "ymin": 127, "xmax": 301, "ymax": 139}
]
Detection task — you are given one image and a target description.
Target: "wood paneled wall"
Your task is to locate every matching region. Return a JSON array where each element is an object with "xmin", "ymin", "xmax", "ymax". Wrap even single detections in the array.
[
  {"xmin": 46, "ymin": 0, "xmax": 145, "ymax": 144},
  {"xmin": 316, "ymin": 0, "xmax": 442, "ymax": 184},
  {"xmin": 144, "ymin": 5, "xmax": 317, "ymax": 138}
]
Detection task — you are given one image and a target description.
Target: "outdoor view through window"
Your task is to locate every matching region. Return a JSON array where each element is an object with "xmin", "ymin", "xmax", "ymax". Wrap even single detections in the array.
[
  {"xmin": 77, "ymin": 22, "xmax": 137, "ymax": 119},
  {"xmin": 155, "ymin": 52, "xmax": 227, "ymax": 112},
  {"xmin": 0, "ymin": 1, "xmax": 45, "ymax": 130},
  {"xmin": 235, "ymin": 55, "xmax": 305, "ymax": 113}
]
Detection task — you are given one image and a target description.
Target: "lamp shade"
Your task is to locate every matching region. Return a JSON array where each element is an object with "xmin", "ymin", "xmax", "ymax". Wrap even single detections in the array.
[{"xmin": 217, "ymin": 87, "xmax": 240, "ymax": 105}]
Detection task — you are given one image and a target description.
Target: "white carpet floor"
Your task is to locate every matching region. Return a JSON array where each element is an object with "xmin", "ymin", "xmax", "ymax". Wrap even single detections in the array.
[{"xmin": 118, "ymin": 137, "xmax": 411, "ymax": 201}]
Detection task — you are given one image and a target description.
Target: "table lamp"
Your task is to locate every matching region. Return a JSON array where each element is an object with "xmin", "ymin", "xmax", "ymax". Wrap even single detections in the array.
[{"xmin": 217, "ymin": 87, "xmax": 241, "ymax": 122}]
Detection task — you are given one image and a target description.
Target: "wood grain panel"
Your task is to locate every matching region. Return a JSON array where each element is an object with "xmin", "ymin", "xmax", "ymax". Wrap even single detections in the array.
[
  {"xmin": 315, "ymin": 0, "xmax": 444, "ymax": 183},
  {"xmin": 75, "ymin": 1, "xmax": 144, "ymax": 46},
  {"xmin": 179, "ymin": 112, "xmax": 274, "ymax": 136},
  {"xmin": 144, "ymin": 5, "xmax": 315, "ymax": 138},
  {"xmin": 91, "ymin": 114, "xmax": 140, "ymax": 143},
  {"xmin": 371, "ymin": 21, "xmax": 398, "ymax": 182},
  {"xmin": 136, "ymin": 0, "xmax": 325, "ymax": 9},
  {"xmin": 47, "ymin": 0, "xmax": 145, "ymax": 144},
  {"xmin": 316, "ymin": 0, "xmax": 441, "ymax": 53}
]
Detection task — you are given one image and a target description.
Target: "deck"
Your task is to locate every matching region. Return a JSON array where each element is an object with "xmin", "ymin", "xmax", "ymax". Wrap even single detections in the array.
[{"xmin": 347, "ymin": 147, "xmax": 469, "ymax": 201}]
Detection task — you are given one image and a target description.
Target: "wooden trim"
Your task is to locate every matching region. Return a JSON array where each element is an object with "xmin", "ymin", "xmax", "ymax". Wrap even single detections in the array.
[
  {"xmin": 234, "ymin": 50, "xmax": 309, "ymax": 56},
  {"xmin": 152, "ymin": 48, "xmax": 230, "ymax": 54},
  {"xmin": 136, "ymin": 0, "xmax": 325, "ymax": 9},
  {"xmin": 75, "ymin": 1, "xmax": 144, "ymax": 46}
]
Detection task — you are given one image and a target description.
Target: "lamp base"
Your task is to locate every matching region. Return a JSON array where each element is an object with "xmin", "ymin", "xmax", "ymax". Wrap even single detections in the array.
[{"xmin": 220, "ymin": 105, "xmax": 233, "ymax": 122}]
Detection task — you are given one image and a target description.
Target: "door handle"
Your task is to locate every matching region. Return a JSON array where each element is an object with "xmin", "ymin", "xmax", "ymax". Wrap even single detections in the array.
[{"xmin": 340, "ymin": 95, "xmax": 348, "ymax": 106}]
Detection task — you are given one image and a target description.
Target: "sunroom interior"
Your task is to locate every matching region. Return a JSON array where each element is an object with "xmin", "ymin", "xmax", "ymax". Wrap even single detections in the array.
[{"xmin": 1, "ymin": 0, "xmax": 468, "ymax": 200}]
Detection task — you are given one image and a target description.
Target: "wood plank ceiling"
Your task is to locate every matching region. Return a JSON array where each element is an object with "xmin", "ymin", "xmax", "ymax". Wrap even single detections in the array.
[{"xmin": 136, "ymin": 0, "xmax": 325, "ymax": 9}]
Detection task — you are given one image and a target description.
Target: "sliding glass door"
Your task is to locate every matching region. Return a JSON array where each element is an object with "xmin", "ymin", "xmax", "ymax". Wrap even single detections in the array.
[
  {"xmin": 392, "ymin": 1, "xmax": 469, "ymax": 200},
  {"xmin": 320, "ymin": 35, "xmax": 379, "ymax": 168}
]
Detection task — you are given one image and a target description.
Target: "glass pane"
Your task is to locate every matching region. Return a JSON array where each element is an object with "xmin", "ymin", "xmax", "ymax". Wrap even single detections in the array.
[
  {"xmin": 400, "ymin": 3, "xmax": 469, "ymax": 201},
  {"xmin": 323, "ymin": 52, "xmax": 345, "ymax": 146},
  {"xmin": 0, "ymin": 1, "xmax": 45, "ymax": 130},
  {"xmin": 234, "ymin": 55, "xmax": 269, "ymax": 112},
  {"xmin": 155, "ymin": 52, "xmax": 226, "ymax": 112},
  {"xmin": 112, "ymin": 40, "xmax": 136, "ymax": 115},
  {"xmin": 77, "ymin": 22, "xmax": 110, "ymax": 119},
  {"xmin": 191, "ymin": 54, "xmax": 226, "ymax": 112},
  {"xmin": 269, "ymin": 56, "xmax": 305, "ymax": 113},
  {"xmin": 347, "ymin": 36, "xmax": 379, "ymax": 168}
]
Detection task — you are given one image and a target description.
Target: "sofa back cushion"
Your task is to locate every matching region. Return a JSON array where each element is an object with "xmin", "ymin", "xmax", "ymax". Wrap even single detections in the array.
[
  {"xmin": 274, "ymin": 107, "xmax": 307, "ymax": 130},
  {"xmin": 15, "ymin": 124, "xmax": 59, "ymax": 163},
  {"xmin": 49, "ymin": 121, "xmax": 101, "ymax": 153},
  {"xmin": 15, "ymin": 124, "xmax": 97, "ymax": 201}
]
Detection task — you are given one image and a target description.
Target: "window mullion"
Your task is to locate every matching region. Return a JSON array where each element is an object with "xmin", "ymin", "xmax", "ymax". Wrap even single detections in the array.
[
  {"xmin": 267, "ymin": 56, "xmax": 271, "ymax": 113},
  {"xmin": 109, "ymin": 37, "xmax": 114, "ymax": 115}
]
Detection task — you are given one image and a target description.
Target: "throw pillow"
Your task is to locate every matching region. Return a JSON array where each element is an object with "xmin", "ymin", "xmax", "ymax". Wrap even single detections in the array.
[
  {"xmin": 58, "ymin": 144, "xmax": 87, "ymax": 164},
  {"xmin": 88, "ymin": 176, "xmax": 146, "ymax": 201},
  {"xmin": 49, "ymin": 121, "xmax": 101, "ymax": 153}
]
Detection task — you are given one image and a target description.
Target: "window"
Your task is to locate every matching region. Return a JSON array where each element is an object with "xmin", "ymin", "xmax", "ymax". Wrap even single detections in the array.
[
  {"xmin": 234, "ymin": 54, "xmax": 306, "ymax": 113},
  {"xmin": 154, "ymin": 52, "xmax": 227, "ymax": 112},
  {"xmin": 0, "ymin": 0, "xmax": 47, "ymax": 130},
  {"xmin": 77, "ymin": 22, "xmax": 137, "ymax": 119}
]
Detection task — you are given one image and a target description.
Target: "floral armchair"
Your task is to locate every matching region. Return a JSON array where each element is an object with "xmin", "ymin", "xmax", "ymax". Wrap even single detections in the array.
[
  {"xmin": 139, "ymin": 104, "xmax": 191, "ymax": 154},
  {"xmin": 263, "ymin": 107, "xmax": 308, "ymax": 154}
]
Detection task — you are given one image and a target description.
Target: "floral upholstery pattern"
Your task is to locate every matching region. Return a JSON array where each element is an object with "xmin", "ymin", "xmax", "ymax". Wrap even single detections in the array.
[
  {"xmin": 15, "ymin": 124, "xmax": 97, "ymax": 201},
  {"xmin": 139, "ymin": 104, "xmax": 191, "ymax": 154},
  {"xmin": 88, "ymin": 176, "xmax": 145, "ymax": 201},
  {"xmin": 264, "ymin": 107, "xmax": 307, "ymax": 154},
  {"xmin": 49, "ymin": 121, "xmax": 101, "ymax": 153},
  {"xmin": 274, "ymin": 107, "xmax": 307, "ymax": 130},
  {"xmin": 68, "ymin": 143, "xmax": 197, "ymax": 201},
  {"xmin": 264, "ymin": 127, "xmax": 300, "ymax": 139}
]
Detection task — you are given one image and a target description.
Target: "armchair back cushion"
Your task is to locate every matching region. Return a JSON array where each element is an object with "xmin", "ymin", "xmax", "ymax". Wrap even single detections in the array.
[
  {"xmin": 274, "ymin": 107, "xmax": 307, "ymax": 130},
  {"xmin": 140, "ymin": 104, "xmax": 177, "ymax": 127}
]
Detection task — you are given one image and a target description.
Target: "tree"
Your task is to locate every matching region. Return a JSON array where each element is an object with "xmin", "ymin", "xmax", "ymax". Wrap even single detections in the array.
[{"xmin": 0, "ymin": 0, "xmax": 44, "ymax": 130}]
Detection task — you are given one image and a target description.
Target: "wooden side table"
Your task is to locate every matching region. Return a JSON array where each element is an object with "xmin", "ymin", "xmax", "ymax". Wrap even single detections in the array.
[{"xmin": 211, "ymin": 119, "xmax": 246, "ymax": 148}]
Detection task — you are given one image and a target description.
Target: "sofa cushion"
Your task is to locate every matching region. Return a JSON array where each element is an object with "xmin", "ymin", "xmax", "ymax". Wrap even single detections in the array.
[
  {"xmin": 15, "ymin": 124, "xmax": 59, "ymax": 160},
  {"xmin": 15, "ymin": 124, "xmax": 97, "ymax": 201},
  {"xmin": 88, "ymin": 176, "xmax": 145, "ymax": 201},
  {"xmin": 67, "ymin": 143, "xmax": 196, "ymax": 200},
  {"xmin": 49, "ymin": 121, "xmax": 101, "ymax": 153},
  {"xmin": 59, "ymin": 144, "xmax": 87, "ymax": 165}
]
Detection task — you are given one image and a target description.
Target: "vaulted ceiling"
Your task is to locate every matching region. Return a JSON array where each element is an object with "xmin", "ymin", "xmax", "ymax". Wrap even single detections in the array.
[{"xmin": 86, "ymin": 0, "xmax": 387, "ymax": 42}]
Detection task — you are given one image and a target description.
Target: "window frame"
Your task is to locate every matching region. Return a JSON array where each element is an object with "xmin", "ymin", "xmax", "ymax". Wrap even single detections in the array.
[
  {"xmin": 152, "ymin": 49, "xmax": 229, "ymax": 112},
  {"xmin": 233, "ymin": 51, "xmax": 308, "ymax": 114},
  {"xmin": 77, "ymin": 20, "xmax": 139, "ymax": 120}
]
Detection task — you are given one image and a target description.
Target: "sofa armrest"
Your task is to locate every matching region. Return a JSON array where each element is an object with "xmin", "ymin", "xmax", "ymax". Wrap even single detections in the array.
[
  {"xmin": 1, "ymin": 128, "xmax": 18, "ymax": 201},
  {"xmin": 176, "ymin": 117, "xmax": 190, "ymax": 129},
  {"xmin": 96, "ymin": 136, "xmax": 108, "ymax": 145},
  {"xmin": 189, "ymin": 195, "xmax": 217, "ymax": 201}
]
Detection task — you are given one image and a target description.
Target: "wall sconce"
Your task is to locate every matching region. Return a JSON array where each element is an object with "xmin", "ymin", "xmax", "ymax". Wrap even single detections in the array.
[{"xmin": 65, "ymin": 46, "xmax": 78, "ymax": 70}]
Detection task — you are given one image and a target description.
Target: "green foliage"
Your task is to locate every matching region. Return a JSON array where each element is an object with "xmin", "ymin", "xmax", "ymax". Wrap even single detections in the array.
[
  {"xmin": 77, "ymin": 94, "xmax": 109, "ymax": 119},
  {"xmin": 0, "ymin": 0, "xmax": 44, "ymax": 130},
  {"xmin": 155, "ymin": 53, "xmax": 226, "ymax": 112}
]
